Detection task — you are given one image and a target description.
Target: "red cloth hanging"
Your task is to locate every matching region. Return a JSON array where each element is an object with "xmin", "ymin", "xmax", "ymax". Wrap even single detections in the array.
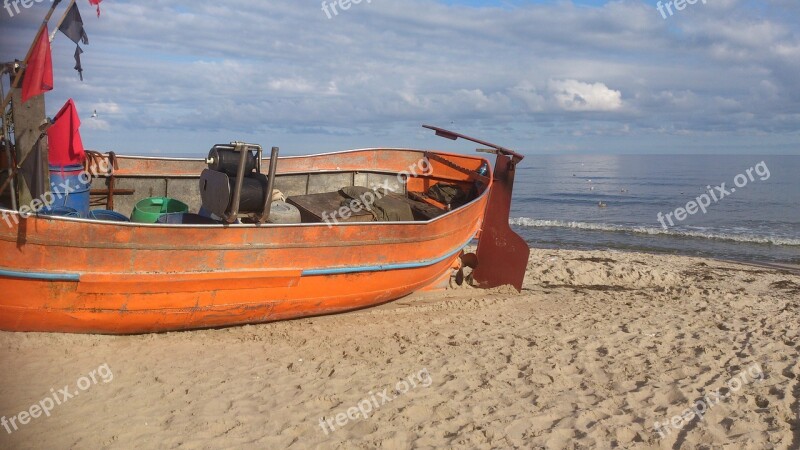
[
  {"xmin": 88, "ymin": 0, "xmax": 102, "ymax": 17},
  {"xmin": 47, "ymin": 99, "xmax": 86, "ymax": 167},
  {"xmin": 21, "ymin": 25, "xmax": 54, "ymax": 104}
]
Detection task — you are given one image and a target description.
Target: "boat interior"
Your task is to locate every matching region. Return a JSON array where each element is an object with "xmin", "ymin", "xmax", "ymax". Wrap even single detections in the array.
[{"xmin": 0, "ymin": 144, "xmax": 491, "ymax": 226}]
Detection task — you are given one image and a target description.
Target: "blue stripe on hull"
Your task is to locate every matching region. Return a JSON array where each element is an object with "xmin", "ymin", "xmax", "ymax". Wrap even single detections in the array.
[
  {"xmin": 0, "ymin": 234, "xmax": 476, "ymax": 282},
  {"xmin": 0, "ymin": 268, "xmax": 81, "ymax": 282},
  {"xmin": 301, "ymin": 234, "xmax": 475, "ymax": 276}
]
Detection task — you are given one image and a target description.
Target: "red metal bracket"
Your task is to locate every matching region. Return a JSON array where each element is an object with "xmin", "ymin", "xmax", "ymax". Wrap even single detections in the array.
[
  {"xmin": 423, "ymin": 125, "xmax": 529, "ymax": 291},
  {"xmin": 472, "ymin": 152, "xmax": 529, "ymax": 291}
]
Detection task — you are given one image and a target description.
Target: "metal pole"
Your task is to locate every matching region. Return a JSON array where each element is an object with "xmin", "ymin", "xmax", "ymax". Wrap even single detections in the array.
[
  {"xmin": 225, "ymin": 142, "xmax": 249, "ymax": 224},
  {"xmin": 0, "ymin": 0, "xmax": 63, "ymax": 114},
  {"xmin": 257, "ymin": 147, "xmax": 279, "ymax": 224}
]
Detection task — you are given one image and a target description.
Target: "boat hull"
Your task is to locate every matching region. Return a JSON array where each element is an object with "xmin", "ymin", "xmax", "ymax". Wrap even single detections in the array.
[{"xmin": 0, "ymin": 194, "xmax": 484, "ymax": 334}]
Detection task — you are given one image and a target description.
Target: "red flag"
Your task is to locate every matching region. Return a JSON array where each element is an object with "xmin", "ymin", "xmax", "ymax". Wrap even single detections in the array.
[
  {"xmin": 47, "ymin": 99, "xmax": 86, "ymax": 167},
  {"xmin": 88, "ymin": 0, "xmax": 102, "ymax": 17},
  {"xmin": 21, "ymin": 25, "xmax": 54, "ymax": 104}
]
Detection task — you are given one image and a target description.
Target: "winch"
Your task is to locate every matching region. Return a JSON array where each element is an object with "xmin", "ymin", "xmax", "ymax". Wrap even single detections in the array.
[{"xmin": 199, "ymin": 142, "xmax": 280, "ymax": 224}]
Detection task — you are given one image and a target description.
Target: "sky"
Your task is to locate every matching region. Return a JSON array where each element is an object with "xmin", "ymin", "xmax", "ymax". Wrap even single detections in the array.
[{"xmin": 0, "ymin": 0, "xmax": 798, "ymax": 156}]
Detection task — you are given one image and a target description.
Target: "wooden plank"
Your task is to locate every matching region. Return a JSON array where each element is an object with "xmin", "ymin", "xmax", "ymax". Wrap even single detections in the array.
[
  {"xmin": 287, "ymin": 191, "xmax": 374, "ymax": 223},
  {"xmin": 10, "ymin": 87, "xmax": 47, "ymax": 206},
  {"xmin": 90, "ymin": 189, "xmax": 135, "ymax": 195}
]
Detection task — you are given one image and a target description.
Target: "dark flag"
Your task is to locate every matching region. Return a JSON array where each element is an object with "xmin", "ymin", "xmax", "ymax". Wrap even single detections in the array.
[
  {"xmin": 74, "ymin": 46, "xmax": 84, "ymax": 81},
  {"xmin": 18, "ymin": 135, "xmax": 47, "ymax": 200},
  {"xmin": 59, "ymin": 3, "xmax": 89, "ymax": 45},
  {"xmin": 21, "ymin": 25, "xmax": 54, "ymax": 104},
  {"xmin": 58, "ymin": 3, "xmax": 88, "ymax": 80}
]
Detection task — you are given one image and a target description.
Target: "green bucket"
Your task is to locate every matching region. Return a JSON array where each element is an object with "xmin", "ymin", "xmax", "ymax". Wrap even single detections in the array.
[{"xmin": 131, "ymin": 197, "xmax": 189, "ymax": 223}]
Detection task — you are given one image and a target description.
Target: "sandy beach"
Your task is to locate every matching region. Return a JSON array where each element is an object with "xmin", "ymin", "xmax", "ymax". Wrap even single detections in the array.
[{"xmin": 1, "ymin": 248, "xmax": 799, "ymax": 449}]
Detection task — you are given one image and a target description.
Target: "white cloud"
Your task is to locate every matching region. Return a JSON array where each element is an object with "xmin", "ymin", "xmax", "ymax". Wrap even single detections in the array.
[
  {"xmin": 267, "ymin": 78, "xmax": 316, "ymax": 94},
  {"xmin": 511, "ymin": 82, "xmax": 546, "ymax": 112},
  {"xmin": 549, "ymin": 79, "xmax": 623, "ymax": 112}
]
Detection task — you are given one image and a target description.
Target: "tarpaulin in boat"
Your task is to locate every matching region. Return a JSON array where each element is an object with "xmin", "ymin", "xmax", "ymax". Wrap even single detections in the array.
[
  {"xmin": 340, "ymin": 186, "xmax": 414, "ymax": 222},
  {"xmin": 427, "ymin": 183, "xmax": 468, "ymax": 207}
]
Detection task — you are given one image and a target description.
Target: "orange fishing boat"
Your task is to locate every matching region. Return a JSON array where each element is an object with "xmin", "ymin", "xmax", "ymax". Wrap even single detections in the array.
[
  {"xmin": 0, "ymin": 125, "xmax": 529, "ymax": 334},
  {"xmin": 0, "ymin": 2, "xmax": 528, "ymax": 334}
]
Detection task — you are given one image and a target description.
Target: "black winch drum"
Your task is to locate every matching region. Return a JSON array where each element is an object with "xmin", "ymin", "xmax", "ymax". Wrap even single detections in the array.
[
  {"xmin": 207, "ymin": 147, "xmax": 258, "ymax": 176},
  {"xmin": 233, "ymin": 175, "xmax": 269, "ymax": 213},
  {"xmin": 199, "ymin": 170, "xmax": 269, "ymax": 217}
]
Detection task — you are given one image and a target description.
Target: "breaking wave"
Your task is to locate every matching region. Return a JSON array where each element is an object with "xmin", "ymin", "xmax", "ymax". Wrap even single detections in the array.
[{"xmin": 510, "ymin": 217, "xmax": 800, "ymax": 247}]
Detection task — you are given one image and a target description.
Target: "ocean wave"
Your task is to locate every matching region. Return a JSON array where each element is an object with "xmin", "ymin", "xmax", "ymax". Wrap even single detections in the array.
[{"xmin": 510, "ymin": 218, "xmax": 800, "ymax": 247}]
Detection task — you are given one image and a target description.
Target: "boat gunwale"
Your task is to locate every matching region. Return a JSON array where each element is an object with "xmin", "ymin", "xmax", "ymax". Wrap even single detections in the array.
[
  {"xmin": 106, "ymin": 147, "xmax": 478, "ymax": 162},
  {"xmin": 97, "ymin": 168, "xmax": 417, "ymax": 179},
  {"xmin": 103, "ymin": 148, "xmax": 490, "ymax": 178}
]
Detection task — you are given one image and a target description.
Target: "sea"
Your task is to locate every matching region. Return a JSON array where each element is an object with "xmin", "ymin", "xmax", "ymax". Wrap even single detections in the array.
[{"xmin": 509, "ymin": 155, "xmax": 800, "ymax": 265}]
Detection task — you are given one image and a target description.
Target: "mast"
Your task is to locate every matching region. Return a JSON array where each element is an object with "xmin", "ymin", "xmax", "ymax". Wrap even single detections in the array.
[
  {"xmin": 0, "ymin": 0, "xmax": 63, "ymax": 209},
  {"xmin": 0, "ymin": 64, "xmax": 18, "ymax": 210}
]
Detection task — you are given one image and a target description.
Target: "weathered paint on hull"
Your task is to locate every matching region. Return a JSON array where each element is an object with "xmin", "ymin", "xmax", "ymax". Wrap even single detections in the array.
[
  {"xmin": 0, "ymin": 257, "xmax": 459, "ymax": 334},
  {"xmin": 0, "ymin": 191, "xmax": 485, "ymax": 334}
]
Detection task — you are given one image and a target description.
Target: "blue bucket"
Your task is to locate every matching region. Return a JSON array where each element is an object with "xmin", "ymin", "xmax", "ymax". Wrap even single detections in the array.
[
  {"xmin": 39, "ymin": 206, "xmax": 80, "ymax": 218},
  {"xmin": 48, "ymin": 164, "xmax": 90, "ymax": 218},
  {"xmin": 89, "ymin": 210, "xmax": 130, "ymax": 222}
]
